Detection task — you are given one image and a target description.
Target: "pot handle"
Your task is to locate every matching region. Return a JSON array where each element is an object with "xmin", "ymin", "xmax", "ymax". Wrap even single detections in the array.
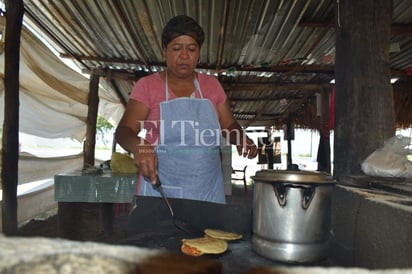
[
  {"xmin": 272, "ymin": 184, "xmax": 288, "ymax": 207},
  {"xmin": 301, "ymin": 186, "xmax": 316, "ymax": 209}
]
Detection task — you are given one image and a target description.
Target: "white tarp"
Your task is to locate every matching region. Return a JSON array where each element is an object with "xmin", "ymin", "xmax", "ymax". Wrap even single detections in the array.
[
  {"xmin": 0, "ymin": 16, "xmax": 128, "ymax": 189},
  {"xmin": 0, "ymin": 16, "xmax": 125, "ymax": 142}
]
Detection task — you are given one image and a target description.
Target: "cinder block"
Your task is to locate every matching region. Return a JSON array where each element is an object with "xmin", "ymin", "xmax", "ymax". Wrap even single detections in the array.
[
  {"xmin": 331, "ymin": 184, "xmax": 412, "ymax": 268},
  {"xmin": 355, "ymin": 196, "xmax": 412, "ymax": 268}
]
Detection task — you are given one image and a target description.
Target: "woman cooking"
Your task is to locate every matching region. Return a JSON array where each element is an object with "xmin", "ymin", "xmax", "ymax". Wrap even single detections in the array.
[{"xmin": 115, "ymin": 15, "xmax": 257, "ymax": 204}]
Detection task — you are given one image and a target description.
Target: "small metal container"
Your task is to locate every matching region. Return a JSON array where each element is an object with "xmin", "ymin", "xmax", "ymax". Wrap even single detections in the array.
[{"xmin": 251, "ymin": 170, "xmax": 335, "ymax": 263}]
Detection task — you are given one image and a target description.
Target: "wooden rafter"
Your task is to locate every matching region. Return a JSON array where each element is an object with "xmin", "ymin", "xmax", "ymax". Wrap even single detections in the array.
[
  {"xmin": 300, "ymin": 20, "xmax": 412, "ymax": 36},
  {"xmin": 62, "ymin": 53, "xmax": 408, "ymax": 77}
]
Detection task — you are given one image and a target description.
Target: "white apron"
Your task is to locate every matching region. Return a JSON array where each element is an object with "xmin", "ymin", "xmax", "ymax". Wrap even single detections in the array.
[{"xmin": 139, "ymin": 74, "xmax": 226, "ymax": 204}]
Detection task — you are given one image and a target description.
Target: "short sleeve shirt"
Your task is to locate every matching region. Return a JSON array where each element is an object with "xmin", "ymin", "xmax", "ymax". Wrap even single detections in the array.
[{"xmin": 130, "ymin": 72, "xmax": 227, "ymax": 145}]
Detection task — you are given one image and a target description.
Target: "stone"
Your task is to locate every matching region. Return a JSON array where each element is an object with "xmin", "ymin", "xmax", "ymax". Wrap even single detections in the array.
[{"xmin": 0, "ymin": 235, "xmax": 222, "ymax": 274}]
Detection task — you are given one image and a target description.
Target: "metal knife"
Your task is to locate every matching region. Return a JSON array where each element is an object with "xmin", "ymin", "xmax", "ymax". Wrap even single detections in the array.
[{"xmin": 154, "ymin": 180, "xmax": 174, "ymax": 217}]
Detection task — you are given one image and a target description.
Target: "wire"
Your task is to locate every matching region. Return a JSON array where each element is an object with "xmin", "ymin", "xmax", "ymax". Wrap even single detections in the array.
[{"xmin": 336, "ymin": 0, "xmax": 341, "ymax": 28}]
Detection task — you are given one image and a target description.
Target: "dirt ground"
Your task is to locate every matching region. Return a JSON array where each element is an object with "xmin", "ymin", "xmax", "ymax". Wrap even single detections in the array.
[
  {"xmin": 17, "ymin": 206, "xmax": 130, "ymax": 245},
  {"xmin": 17, "ymin": 208, "xmax": 60, "ymax": 239}
]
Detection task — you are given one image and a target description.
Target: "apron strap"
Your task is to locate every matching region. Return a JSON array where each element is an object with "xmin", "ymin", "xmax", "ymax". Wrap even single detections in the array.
[{"xmin": 165, "ymin": 71, "xmax": 204, "ymax": 100}]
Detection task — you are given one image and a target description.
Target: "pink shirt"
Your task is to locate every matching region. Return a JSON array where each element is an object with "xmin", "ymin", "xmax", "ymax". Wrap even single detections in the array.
[{"xmin": 130, "ymin": 72, "xmax": 227, "ymax": 145}]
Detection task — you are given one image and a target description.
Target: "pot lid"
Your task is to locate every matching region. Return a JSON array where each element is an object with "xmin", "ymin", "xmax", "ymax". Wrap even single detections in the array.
[{"xmin": 252, "ymin": 170, "xmax": 335, "ymax": 184}]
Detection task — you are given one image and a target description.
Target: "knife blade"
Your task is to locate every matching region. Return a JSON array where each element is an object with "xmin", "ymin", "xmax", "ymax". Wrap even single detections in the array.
[{"xmin": 154, "ymin": 180, "xmax": 174, "ymax": 217}]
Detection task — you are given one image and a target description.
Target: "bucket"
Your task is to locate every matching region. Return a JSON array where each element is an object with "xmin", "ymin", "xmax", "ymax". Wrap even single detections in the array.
[{"xmin": 251, "ymin": 170, "xmax": 335, "ymax": 263}]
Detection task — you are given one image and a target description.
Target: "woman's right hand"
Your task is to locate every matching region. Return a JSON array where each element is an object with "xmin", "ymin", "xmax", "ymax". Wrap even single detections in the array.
[{"xmin": 133, "ymin": 143, "xmax": 158, "ymax": 185}]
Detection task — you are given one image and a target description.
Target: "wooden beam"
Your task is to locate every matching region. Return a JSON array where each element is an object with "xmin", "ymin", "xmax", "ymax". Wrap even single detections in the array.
[
  {"xmin": 230, "ymin": 96, "xmax": 304, "ymax": 102},
  {"xmin": 391, "ymin": 24, "xmax": 412, "ymax": 36},
  {"xmin": 83, "ymin": 72, "xmax": 100, "ymax": 167},
  {"xmin": 61, "ymin": 53, "xmax": 336, "ymax": 74},
  {"xmin": 298, "ymin": 21, "xmax": 334, "ymax": 28},
  {"xmin": 61, "ymin": 54, "xmax": 409, "ymax": 77},
  {"xmin": 233, "ymin": 111, "xmax": 281, "ymax": 117},
  {"xmin": 300, "ymin": 20, "xmax": 412, "ymax": 36},
  {"xmin": 61, "ymin": 53, "xmax": 333, "ymax": 74},
  {"xmin": 86, "ymin": 67, "xmax": 149, "ymax": 81},
  {"xmin": 334, "ymin": 0, "xmax": 394, "ymax": 177},
  {"xmin": 59, "ymin": 53, "xmax": 153, "ymax": 66},
  {"xmin": 223, "ymin": 82, "xmax": 332, "ymax": 91},
  {"xmin": 317, "ymin": 86, "xmax": 331, "ymax": 173},
  {"xmin": 1, "ymin": 0, "xmax": 24, "ymax": 236}
]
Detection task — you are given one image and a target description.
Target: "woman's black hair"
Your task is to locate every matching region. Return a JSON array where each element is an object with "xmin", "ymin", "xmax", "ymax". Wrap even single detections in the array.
[{"xmin": 161, "ymin": 15, "xmax": 205, "ymax": 48}]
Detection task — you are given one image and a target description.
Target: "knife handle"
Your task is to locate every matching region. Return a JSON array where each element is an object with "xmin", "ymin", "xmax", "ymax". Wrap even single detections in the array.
[
  {"xmin": 143, "ymin": 175, "xmax": 161, "ymax": 189},
  {"xmin": 153, "ymin": 177, "xmax": 161, "ymax": 189}
]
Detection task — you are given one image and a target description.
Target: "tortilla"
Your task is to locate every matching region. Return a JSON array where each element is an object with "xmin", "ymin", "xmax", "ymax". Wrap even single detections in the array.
[
  {"xmin": 204, "ymin": 228, "xmax": 243, "ymax": 241},
  {"xmin": 181, "ymin": 237, "xmax": 228, "ymax": 256}
]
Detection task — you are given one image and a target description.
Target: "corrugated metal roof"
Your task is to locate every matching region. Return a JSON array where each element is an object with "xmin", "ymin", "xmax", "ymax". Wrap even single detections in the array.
[{"xmin": 10, "ymin": 0, "xmax": 412, "ymax": 128}]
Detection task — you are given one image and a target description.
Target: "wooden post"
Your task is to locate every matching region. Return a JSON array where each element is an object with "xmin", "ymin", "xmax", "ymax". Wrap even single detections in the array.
[
  {"xmin": 334, "ymin": 0, "xmax": 394, "ymax": 178},
  {"xmin": 317, "ymin": 86, "xmax": 331, "ymax": 173},
  {"xmin": 83, "ymin": 72, "xmax": 100, "ymax": 167},
  {"xmin": 286, "ymin": 114, "xmax": 294, "ymax": 169},
  {"xmin": 1, "ymin": 0, "xmax": 24, "ymax": 235}
]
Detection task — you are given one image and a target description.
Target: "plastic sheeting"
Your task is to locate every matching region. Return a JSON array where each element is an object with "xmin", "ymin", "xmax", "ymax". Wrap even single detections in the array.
[
  {"xmin": 54, "ymin": 171, "xmax": 137, "ymax": 203},
  {"xmin": 18, "ymin": 153, "xmax": 83, "ymax": 185},
  {"xmin": 0, "ymin": 16, "xmax": 125, "ymax": 142}
]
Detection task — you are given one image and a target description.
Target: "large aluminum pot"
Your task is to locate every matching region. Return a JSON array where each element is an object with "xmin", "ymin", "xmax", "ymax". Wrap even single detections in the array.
[{"xmin": 251, "ymin": 170, "xmax": 335, "ymax": 263}]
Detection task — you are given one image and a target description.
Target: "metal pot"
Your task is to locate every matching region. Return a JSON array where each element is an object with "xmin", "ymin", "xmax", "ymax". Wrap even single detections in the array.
[{"xmin": 251, "ymin": 170, "xmax": 335, "ymax": 263}]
